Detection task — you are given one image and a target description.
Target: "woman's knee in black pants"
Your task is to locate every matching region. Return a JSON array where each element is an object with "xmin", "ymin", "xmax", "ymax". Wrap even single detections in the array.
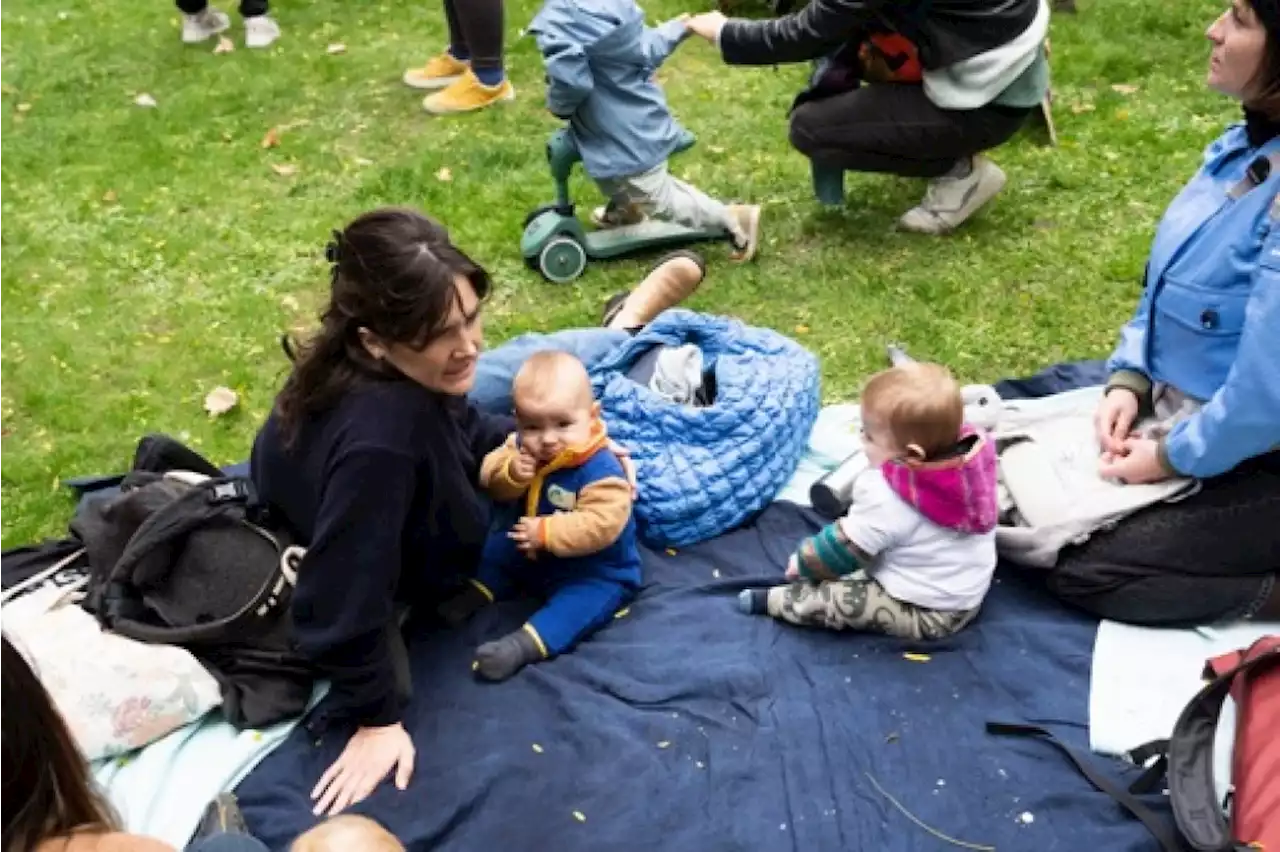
[{"xmin": 787, "ymin": 106, "xmax": 826, "ymax": 161}]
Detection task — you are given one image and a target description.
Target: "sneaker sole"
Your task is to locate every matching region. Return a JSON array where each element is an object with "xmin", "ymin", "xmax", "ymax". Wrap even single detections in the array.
[
  {"xmin": 422, "ymin": 86, "xmax": 515, "ymax": 115},
  {"xmin": 730, "ymin": 206, "xmax": 762, "ymax": 262},
  {"xmin": 403, "ymin": 72, "xmax": 464, "ymax": 90}
]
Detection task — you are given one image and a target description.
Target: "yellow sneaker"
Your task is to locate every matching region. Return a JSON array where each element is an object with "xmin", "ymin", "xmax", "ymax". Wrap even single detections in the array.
[
  {"xmin": 403, "ymin": 52, "xmax": 469, "ymax": 90},
  {"xmin": 422, "ymin": 71, "xmax": 515, "ymax": 115}
]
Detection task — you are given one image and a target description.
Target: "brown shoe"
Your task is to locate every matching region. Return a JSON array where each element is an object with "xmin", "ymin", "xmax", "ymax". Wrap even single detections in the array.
[
  {"xmin": 602, "ymin": 250, "xmax": 706, "ymax": 331},
  {"xmin": 727, "ymin": 204, "xmax": 762, "ymax": 262}
]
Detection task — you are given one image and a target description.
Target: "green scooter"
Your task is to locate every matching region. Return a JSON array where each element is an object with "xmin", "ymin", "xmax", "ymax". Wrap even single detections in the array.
[{"xmin": 520, "ymin": 128, "xmax": 731, "ymax": 283}]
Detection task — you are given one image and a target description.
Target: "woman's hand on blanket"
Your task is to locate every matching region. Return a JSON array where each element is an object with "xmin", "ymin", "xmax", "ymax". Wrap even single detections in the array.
[
  {"xmin": 685, "ymin": 11, "xmax": 727, "ymax": 43},
  {"xmin": 607, "ymin": 440, "xmax": 639, "ymax": 498},
  {"xmin": 785, "ymin": 555, "xmax": 800, "ymax": 580},
  {"xmin": 311, "ymin": 722, "xmax": 416, "ymax": 817},
  {"xmin": 1098, "ymin": 437, "xmax": 1170, "ymax": 485},
  {"xmin": 1094, "ymin": 388, "xmax": 1140, "ymax": 455}
]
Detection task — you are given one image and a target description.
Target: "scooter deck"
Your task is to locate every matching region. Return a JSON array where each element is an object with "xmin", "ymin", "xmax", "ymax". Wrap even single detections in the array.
[{"xmin": 583, "ymin": 220, "xmax": 728, "ymax": 259}]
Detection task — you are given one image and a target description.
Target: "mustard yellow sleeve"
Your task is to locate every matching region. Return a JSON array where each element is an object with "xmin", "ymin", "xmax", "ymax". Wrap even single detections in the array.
[
  {"xmin": 479, "ymin": 437, "xmax": 531, "ymax": 502},
  {"xmin": 540, "ymin": 476, "xmax": 632, "ymax": 558}
]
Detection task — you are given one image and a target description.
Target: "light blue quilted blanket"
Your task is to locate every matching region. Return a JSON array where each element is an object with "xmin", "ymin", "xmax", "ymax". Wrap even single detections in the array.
[{"xmin": 590, "ymin": 309, "xmax": 821, "ymax": 547}]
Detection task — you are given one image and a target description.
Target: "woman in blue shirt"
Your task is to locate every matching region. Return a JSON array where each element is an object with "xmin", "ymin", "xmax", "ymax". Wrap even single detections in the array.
[{"xmin": 1048, "ymin": 0, "xmax": 1280, "ymax": 627}]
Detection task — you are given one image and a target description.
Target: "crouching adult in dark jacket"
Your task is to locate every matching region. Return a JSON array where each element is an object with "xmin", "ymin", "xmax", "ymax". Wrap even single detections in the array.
[{"xmin": 684, "ymin": 0, "xmax": 1050, "ymax": 234}]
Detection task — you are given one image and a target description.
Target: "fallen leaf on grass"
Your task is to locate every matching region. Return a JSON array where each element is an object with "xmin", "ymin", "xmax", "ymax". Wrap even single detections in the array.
[
  {"xmin": 1069, "ymin": 102, "xmax": 1095, "ymax": 115},
  {"xmin": 214, "ymin": 36, "xmax": 234, "ymax": 54},
  {"xmin": 204, "ymin": 386, "xmax": 239, "ymax": 416},
  {"xmin": 134, "ymin": 93, "xmax": 158, "ymax": 108},
  {"xmin": 1110, "ymin": 83, "xmax": 1140, "ymax": 95},
  {"xmin": 261, "ymin": 126, "xmax": 281, "ymax": 148},
  {"xmin": 326, "ymin": 42, "xmax": 347, "ymax": 54},
  {"xmin": 16, "ymin": 103, "xmax": 32, "ymax": 113},
  {"xmin": 795, "ymin": 324, "xmax": 810, "ymax": 334},
  {"xmin": 271, "ymin": 163, "xmax": 299, "ymax": 177},
  {"xmin": 354, "ymin": 156, "xmax": 373, "ymax": 166},
  {"xmin": 102, "ymin": 189, "xmax": 118, "ymax": 203},
  {"xmin": 436, "ymin": 167, "xmax": 453, "ymax": 182}
]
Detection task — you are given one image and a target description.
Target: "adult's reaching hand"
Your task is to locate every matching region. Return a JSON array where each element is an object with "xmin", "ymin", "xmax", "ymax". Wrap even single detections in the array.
[
  {"xmin": 685, "ymin": 11, "xmax": 727, "ymax": 43},
  {"xmin": 312, "ymin": 723, "xmax": 415, "ymax": 817}
]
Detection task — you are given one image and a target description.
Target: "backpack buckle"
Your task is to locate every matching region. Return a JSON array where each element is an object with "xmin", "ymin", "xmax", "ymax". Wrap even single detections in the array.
[{"xmin": 209, "ymin": 479, "xmax": 254, "ymax": 505}]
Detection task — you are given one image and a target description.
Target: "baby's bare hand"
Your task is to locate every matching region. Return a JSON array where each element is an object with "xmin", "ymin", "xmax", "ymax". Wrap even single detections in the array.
[
  {"xmin": 510, "ymin": 451, "xmax": 538, "ymax": 483},
  {"xmin": 509, "ymin": 517, "xmax": 543, "ymax": 553},
  {"xmin": 784, "ymin": 555, "xmax": 800, "ymax": 580}
]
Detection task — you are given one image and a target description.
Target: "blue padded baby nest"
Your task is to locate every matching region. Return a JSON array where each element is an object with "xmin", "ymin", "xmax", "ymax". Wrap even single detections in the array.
[{"xmin": 591, "ymin": 309, "xmax": 821, "ymax": 548}]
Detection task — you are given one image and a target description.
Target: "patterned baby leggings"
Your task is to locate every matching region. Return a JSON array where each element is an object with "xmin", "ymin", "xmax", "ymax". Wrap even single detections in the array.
[{"xmin": 765, "ymin": 570, "xmax": 979, "ymax": 640}]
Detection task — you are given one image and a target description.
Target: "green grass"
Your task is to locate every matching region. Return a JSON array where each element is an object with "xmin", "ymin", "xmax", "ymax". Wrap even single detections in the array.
[{"xmin": 0, "ymin": 0, "xmax": 1234, "ymax": 546}]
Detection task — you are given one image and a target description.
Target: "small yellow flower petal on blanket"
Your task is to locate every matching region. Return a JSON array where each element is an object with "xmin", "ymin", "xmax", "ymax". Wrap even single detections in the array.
[
  {"xmin": 657, "ymin": 741, "xmax": 671, "ymax": 749},
  {"xmin": 665, "ymin": 548, "xmax": 677, "ymax": 556},
  {"xmin": 471, "ymin": 660, "xmax": 479, "ymax": 671},
  {"xmin": 902, "ymin": 652, "xmax": 931, "ymax": 663},
  {"xmin": 532, "ymin": 743, "xmax": 544, "ymax": 753},
  {"xmin": 573, "ymin": 811, "xmax": 587, "ymax": 823},
  {"xmin": 613, "ymin": 607, "xmax": 630, "ymax": 619}
]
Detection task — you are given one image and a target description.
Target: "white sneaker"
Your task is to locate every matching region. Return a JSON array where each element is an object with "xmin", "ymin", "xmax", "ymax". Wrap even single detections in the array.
[
  {"xmin": 181, "ymin": 7, "xmax": 230, "ymax": 43},
  {"xmin": 244, "ymin": 15, "xmax": 280, "ymax": 49},
  {"xmin": 898, "ymin": 156, "xmax": 1007, "ymax": 235}
]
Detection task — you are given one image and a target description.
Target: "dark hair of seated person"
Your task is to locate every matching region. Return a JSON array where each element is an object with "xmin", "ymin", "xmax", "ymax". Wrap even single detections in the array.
[{"xmin": 1, "ymin": 634, "xmax": 119, "ymax": 851}]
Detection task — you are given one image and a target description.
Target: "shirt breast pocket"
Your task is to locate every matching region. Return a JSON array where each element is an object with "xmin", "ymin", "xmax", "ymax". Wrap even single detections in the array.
[{"xmin": 1152, "ymin": 278, "xmax": 1250, "ymax": 385}]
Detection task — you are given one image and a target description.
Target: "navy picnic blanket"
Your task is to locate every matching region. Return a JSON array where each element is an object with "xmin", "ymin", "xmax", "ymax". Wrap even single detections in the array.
[{"xmin": 234, "ymin": 358, "xmax": 1167, "ymax": 851}]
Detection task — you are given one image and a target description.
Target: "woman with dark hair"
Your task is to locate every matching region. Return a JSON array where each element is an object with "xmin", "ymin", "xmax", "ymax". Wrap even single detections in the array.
[
  {"xmin": 249, "ymin": 208, "xmax": 704, "ymax": 816},
  {"xmin": 683, "ymin": 0, "xmax": 1049, "ymax": 234},
  {"xmin": 1039, "ymin": 0, "xmax": 1280, "ymax": 626},
  {"xmin": 1, "ymin": 635, "xmax": 269, "ymax": 852}
]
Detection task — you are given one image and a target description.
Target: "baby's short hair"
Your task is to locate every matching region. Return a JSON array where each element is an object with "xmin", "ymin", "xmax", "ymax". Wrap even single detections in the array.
[
  {"xmin": 290, "ymin": 815, "xmax": 405, "ymax": 852},
  {"xmin": 860, "ymin": 362, "xmax": 963, "ymax": 460},
  {"xmin": 512, "ymin": 350, "xmax": 594, "ymax": 406}
]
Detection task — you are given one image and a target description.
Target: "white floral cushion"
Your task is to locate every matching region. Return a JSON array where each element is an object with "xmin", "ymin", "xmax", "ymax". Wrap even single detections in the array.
[{"xmin": 3, "ymin": 581, "xmax": 221, "ymax": 761}]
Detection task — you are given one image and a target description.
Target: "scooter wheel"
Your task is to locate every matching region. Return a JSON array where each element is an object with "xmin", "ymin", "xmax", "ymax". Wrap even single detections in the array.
[{"xmin": 538, "ymin": 236, "xmax": 588, "ymax": 284}]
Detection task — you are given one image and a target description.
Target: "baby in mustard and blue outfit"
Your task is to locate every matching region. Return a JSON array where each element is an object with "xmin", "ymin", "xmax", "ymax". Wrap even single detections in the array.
[{"xmin": 438, "ymin": 351, "xmax": 641, "ymax": 681}]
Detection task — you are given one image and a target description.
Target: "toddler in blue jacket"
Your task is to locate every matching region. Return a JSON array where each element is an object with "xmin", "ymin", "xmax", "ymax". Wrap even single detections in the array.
[{"xmin": 529, "ymin": 0, "xmax": 762, "ymax": 260}]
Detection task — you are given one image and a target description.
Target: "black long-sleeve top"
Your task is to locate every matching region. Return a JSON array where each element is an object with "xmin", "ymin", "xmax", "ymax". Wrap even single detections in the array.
[{"xmin": 250, "ymin": 377, "xmax": 513, "ymax": 727}]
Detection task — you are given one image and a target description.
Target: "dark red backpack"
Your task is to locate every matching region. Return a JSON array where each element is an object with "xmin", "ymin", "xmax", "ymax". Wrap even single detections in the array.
[{"xmin": 991, "ymin": 635, "xmax": 1279, "ymax": 851}]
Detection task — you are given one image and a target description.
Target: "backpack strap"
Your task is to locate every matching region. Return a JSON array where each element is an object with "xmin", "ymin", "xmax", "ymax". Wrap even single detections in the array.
[
  {"xmin": 985, "ymin": 722, "xmax": 1184, "ymax": 852},
  {"xmin": 1166, "ymin": 645, "xmax": 1280, "ymax": 851}
]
